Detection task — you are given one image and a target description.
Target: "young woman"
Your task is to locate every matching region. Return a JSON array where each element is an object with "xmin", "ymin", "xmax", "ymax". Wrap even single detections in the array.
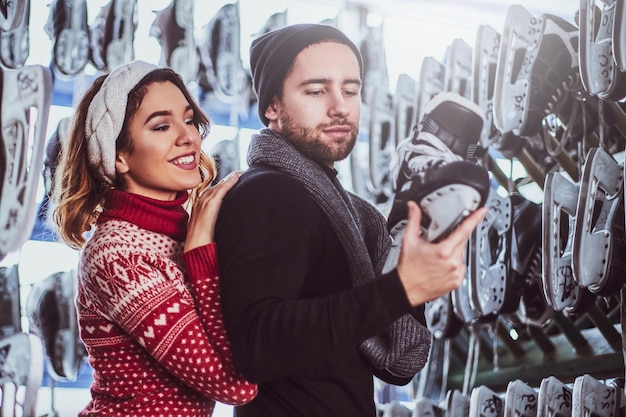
[{"xmin": 53, "ymin": 60, "xmax": 257, "ymax": 416}]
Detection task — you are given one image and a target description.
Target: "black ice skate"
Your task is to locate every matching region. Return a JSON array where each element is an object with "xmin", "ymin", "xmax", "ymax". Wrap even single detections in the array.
[{"xmin": 387, "ymin": 92, "xmax": 490, "ymax": 244}]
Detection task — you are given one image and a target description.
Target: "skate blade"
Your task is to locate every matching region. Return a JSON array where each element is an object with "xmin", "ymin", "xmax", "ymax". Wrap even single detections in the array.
[
  {"xmin": 445, "ymin": 38, "xmax": 473, "ymax": 99},
  {"xmin": 416, "ymin": 56, "xmax": 445, "ymax": 121},
  {"xmin": 52, "ymin": 0, "xmax": 90, "ymax": 77},
  {"xmin": 572, "ymin": 147, "xmax": 626, "ymax": 296},
  {"xmin": 0, "ymin": 65, "xmax": 52, "ymax": 259},
  {"xmin": 105, "ymin": 0, "xmax": 137, "ymax": 70},
  {"xmin": 420, "ymin": 184, "xmax": 482, "ymax": 243}
]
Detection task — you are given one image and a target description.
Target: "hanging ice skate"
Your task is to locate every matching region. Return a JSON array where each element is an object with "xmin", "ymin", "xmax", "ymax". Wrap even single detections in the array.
[
  {"xmin": 472, "ymin": 24, "xmax": 501, "ymax": 151},
  {"xmin": 510, "ymin": 194, "xmax": 552, "ymax": 328},
  {"xmin": 572, "ymin": 147, "xmax": 626, "ymax": 296},
  {"xmin": 469, "ymin": 385, "xmax": 503, "ymax": 417},
  {"xmin": 393, "ymin": 74, "xmax": 418, "ymax": 151},
  {"xmin": 446, "ymin": 389, "xmax": 471, "ymax": 417},
  {"xmin": 572, "ymin": 375, "xmax": 621, "ymax": 417},
  {"xmin": 416, "ymin": 56, "xmax": 445, "ymax": 122},
  {"xmin": 89, "ymin": 0, "xmax": 137, "ymax": 74},
  {"xmin": 469, "ymin": 188, "xmax": 517, "ymax": 319},
  {"xmin": 25, "ymin": 270, "xmax": 86, "ymax": 383},
  {"xmin": 537, "ymin": 376, "xmax": 573, "ymax": 417},
  {"xmin": 44, "ymin": 0, "xmax": 90, "ymax": 77},
  {"xmin": 493, "ymin": 5, "xmax": 579, "ymax": 137},
  {"xmin": 504, "ymin": 380, "xmax": 538, "ymax": 417},
  {"xmin": 0, "ymin": 332, "xmax": 44, "ymax": 417},
  {"xmin": 614, "ymin": 0, "xmax": 626, "ymax": 71},
  {"xmin": 197, "ymin": 2, "xmax": 244, "ymax": 104},
  {"xmin": 0, "ymin": 65, "xmax": 52, "ymax": 260},
  {"xmin": 414, "ymin": 397, "xmax": 446, "ymax": 417},
  {"xmin": 444, "ymin": 38, "xmax": 473, "ymax": 101},
  {"xmin": 542, "ymin": 171, "xmax": 595, "ymax": 314},
  {"xmin": 579, "ymin": 0, "xmax": 626, "ymax": 101},
  {"xmin": 150, "ymin": 0, "xmax": 198, "ymax": 85},
  {"xmin": 0, "ymin": 264, "xmax": 20, "ymax": 338},
  {"xmin": 0, "ymin": 0, "xmax": 29, "ymax": 69},
  {"xmin": 0, "ymin": 0, "xmax": 27, "ymax": 31}
]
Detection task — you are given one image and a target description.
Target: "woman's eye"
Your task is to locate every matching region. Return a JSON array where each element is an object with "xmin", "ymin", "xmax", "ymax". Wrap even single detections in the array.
[{"xmin": 153, "ymin": 124, "xmax": 169, "ymax": 132}]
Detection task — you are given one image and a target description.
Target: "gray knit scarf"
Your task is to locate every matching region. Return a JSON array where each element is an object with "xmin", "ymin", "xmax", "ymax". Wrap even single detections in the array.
[{"xmin": 247, "ymin": 128, "xmax": 432, "ymax": 378}]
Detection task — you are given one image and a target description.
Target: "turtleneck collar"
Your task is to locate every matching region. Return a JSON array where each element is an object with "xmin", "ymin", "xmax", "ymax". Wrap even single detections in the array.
[{"xmin": 97, "ymin": 189, "xmax": 190, "ymax": 242}]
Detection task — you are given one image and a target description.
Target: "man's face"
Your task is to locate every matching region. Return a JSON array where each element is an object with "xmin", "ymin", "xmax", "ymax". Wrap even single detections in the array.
[{"xmin": 264, "ymin": 41, "xmax": 362, "ymax": 168}]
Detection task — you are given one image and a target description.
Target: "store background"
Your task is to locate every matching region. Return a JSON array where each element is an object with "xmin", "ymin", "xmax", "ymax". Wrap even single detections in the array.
[{"xmin": 0, "ymin": 0, "xmax": 579, "ymax": 415}]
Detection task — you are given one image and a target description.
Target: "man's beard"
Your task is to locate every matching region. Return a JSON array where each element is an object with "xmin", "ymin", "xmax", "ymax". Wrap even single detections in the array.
[{"xmin": 278, "ymin": 112, "xmax": 358, "ymax": 165}]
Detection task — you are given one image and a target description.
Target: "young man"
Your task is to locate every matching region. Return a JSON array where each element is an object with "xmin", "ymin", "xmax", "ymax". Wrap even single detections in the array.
[{"xmin": 215, "ymin": 23, "xmax": 485, "ymax": 416}]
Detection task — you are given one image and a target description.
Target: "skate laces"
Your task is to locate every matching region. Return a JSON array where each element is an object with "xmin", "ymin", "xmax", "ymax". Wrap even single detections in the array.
[{"xmin": 392, "ymin": 130, "xmax": 463, "ymax": 191}]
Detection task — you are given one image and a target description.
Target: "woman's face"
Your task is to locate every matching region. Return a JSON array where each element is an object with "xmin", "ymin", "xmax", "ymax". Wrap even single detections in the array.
[{"xmin": 115, "ymin": 81, "xmax": 202, "ymax": 201}]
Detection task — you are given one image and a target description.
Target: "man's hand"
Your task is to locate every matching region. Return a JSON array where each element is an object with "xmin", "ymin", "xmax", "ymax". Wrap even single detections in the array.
[{"xmin": 397, "ymin": 201, "xmax": 486, "ymax": 306}]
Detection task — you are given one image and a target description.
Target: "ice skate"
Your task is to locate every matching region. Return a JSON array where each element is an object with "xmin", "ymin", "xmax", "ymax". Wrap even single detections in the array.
[
  {"xmin": 197, "ymin": 2, "xmax": 244, "ymax": 103},
  {"xmin": 150, "ymin": 0, "xmax": 198, "ymax": 85},
  {"xmin": 0, "ymin": 332, "xmax": 44, "ymax": 417},
  {"xmin": 89, "ymin": 0, "xmax": 137, "ymax": 73},
  {"xmin": 469, "ymin": 385, "xmax": 503, "ymax": 417},
  {"xmin": 504, "ymin": 380, "xmax": 538, "ymax": 417},
  {"xmin": 0, "ymin": 264, "xmax": 21, "ymax": 338},
  {"xmin": 44, "ymin": 0, "xmax": 90, "ymax": 77},
  {"xmin": 572, "ymin": 147, "xmax": 626, "ymax": 296},
  {"xmin": 0, "ymin": 0, "xmax": 30, "ymax": 69},
  {"xmin": 573, "ymin": 375, "xmax": 621, "ymax": 417},
  {"xmin": 387, "ymin": 92, "xmax": 489, "ymax": 247},
  {"xmin": 579, "ymin": 1, "xmax": 626, "ymax": 101},
  {"xmin": 542, "ymin": 171, "xmax": 595, "ymax": 314},
  {"xmin": 493, "ymin": 5, "xmax": 579, "ymax": 137},
  {"xmin": 413, "ymin": 397, "xmax": 445, "ymax": 417},
  {"xmin": 0, "ymin": 65, "xmax": 52, "ymax": 260},
  {"xmin": 0, "ymin": 0, "xmax": 26, "ymax": 31},
  {"xmin": 537, "ymin": 376, "xmax": 573, "ymax": 417},
  {"xmin": 25, "ymin": 270, "xmax": 86, "ymax": 382},
  {"xmin": 446, "ymin": 389, "xmax": 470, "ymax": 417}
]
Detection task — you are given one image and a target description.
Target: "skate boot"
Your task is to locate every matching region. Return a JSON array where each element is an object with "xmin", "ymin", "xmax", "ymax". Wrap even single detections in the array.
[
  {"xmin": 0, "ymin": 65, "xmax": 52, "ymax": 260},
  {"xmin": 89, "ymin": 0, "xmax": 137, "ymax": 73},
  {"xmin": 44, "ymin": 0, "xmax": 90, "ymax": 78},
  {"xmin": 0, "ymin": 0, "xmax": 30, "ymax": 69},
  {"xmin": 0, "ymin": 264, "xmax": 21, "ymax": 337},
  {"xmin": 25, "ymin": 270, "xmax": 86, "ymax": 382},
  {"xmin": 387, "ymin": 92, "xmax": 490, "ymax": 243},
  {"xmin": 446, "ymin": 389, "xmax": 470, "ymax": 417},
  {"xmin": 413, "ymin": 397, "xmax": 445, "ymax": 417},
  {"xmin": 493, "ymin": 5, "xmax": 579, "ymax": 137},
  {"xmin": 573, "ymin": 375, "xmax": 621, "ymax": 417}
]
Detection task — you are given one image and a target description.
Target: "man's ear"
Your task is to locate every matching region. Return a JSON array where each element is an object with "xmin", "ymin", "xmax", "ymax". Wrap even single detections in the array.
[
  {"xmin": 115, "ymin": 152, "xmax": 130, "ymax": 175},
  {"xmin": 264, "ymin": 96, "xmax": 280, "ymax": 122}
]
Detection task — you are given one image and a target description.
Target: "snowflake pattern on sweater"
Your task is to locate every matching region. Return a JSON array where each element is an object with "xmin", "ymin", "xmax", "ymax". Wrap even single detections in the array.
[{"xmin": 76, "ymin": 191, "xmax": 257, "ymax": 416}]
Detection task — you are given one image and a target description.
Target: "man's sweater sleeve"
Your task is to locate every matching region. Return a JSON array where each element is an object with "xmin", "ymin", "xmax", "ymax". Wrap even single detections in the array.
[{"xmin": 215, "ymin": 172, "xmax": 415, "ymax": 382}]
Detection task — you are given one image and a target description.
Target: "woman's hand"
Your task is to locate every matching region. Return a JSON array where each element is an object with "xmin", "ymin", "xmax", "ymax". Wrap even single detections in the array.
[{"xmin": 184, "ymin": 171, "xmax": 240, "ymax": 252}]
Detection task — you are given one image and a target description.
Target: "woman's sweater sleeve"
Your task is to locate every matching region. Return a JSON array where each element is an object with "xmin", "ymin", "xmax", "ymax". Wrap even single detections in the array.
[{"xmin": 81, "ymin": 241, "xmax": 257, "ymax": 405}]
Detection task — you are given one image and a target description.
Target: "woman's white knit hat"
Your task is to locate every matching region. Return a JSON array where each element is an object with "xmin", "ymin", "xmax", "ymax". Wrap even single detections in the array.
[{"xmin": 85, "ymin": 60, "xmax": 158, "ymax": 184}]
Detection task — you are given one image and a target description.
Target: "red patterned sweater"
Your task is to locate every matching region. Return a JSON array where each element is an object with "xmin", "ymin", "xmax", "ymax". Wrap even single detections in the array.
[{"xmin": 76, "ymin": 190, "xmax": 257, "ymax": 416}]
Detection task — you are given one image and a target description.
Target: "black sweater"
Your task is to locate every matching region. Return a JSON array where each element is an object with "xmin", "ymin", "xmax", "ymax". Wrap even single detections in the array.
[{"xmin": 215, "ymin": 164, "xmax": 419, "ymax": 417}]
